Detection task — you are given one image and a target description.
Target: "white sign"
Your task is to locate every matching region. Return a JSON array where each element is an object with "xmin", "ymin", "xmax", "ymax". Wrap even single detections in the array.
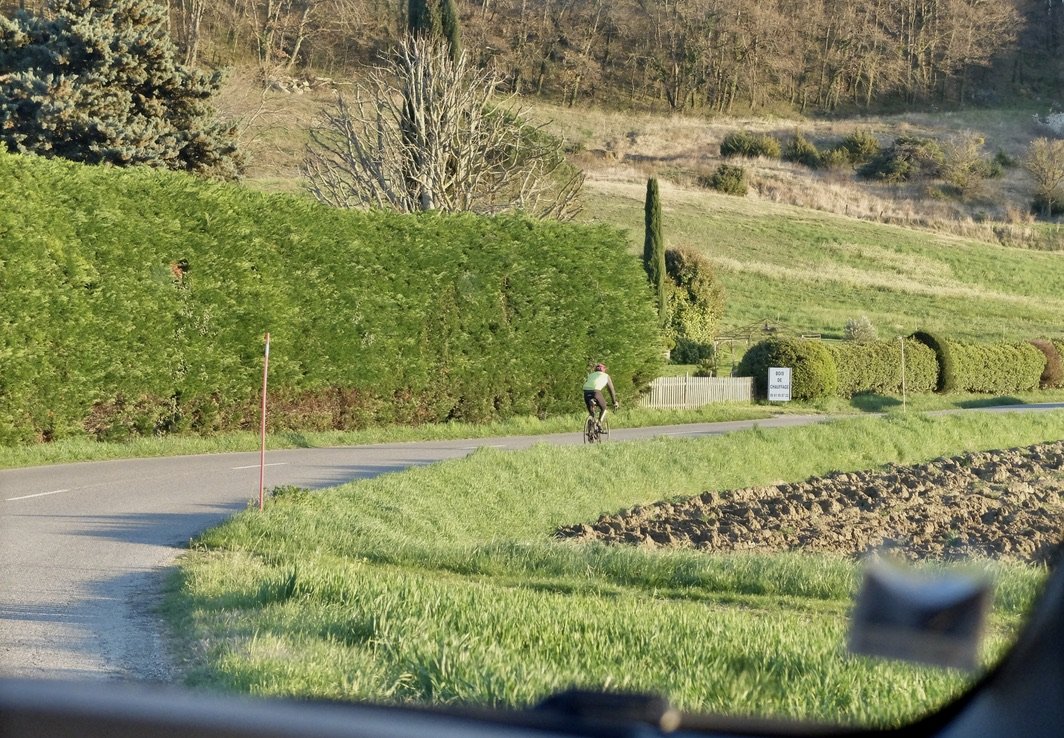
[{"xmin": 768, "ymin": 367, "xmax": 792, "ymax": 402}]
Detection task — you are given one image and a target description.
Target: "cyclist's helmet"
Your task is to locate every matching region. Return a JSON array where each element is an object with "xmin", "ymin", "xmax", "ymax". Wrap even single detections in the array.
[{"xmin": 594, "ymin": 363, "xmax": 606, "ymax": 372}]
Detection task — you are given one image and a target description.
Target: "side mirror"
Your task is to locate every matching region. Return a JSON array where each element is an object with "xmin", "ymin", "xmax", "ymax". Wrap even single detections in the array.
[{"xmin": 848, "ymin": 557, "xmax": 992, "ymax": 672}]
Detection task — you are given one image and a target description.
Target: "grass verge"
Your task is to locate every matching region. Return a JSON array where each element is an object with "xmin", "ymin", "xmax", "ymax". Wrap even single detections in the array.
[
  {"xmin": 167, "ymin": 409, "xmax": 1064, "ymax": 726},
  {"xmin": 6, "ymin": 390, "xmax": 1064, "ymax": 469}
]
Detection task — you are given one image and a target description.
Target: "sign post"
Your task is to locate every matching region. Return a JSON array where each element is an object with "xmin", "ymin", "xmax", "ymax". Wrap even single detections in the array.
[
  {"xmin": 259, "ymin": 332, "xmax": 270, "ymax": 511},
  {"xmin": 768, "ymin": 367, "xmax": 792, "ymax": 402}
]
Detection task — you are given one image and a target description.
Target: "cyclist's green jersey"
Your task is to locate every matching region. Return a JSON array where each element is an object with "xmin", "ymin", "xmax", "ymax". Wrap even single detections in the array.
[{"xmin": 583, "ymin": 371, "xmax": 610, "ymax": 391}]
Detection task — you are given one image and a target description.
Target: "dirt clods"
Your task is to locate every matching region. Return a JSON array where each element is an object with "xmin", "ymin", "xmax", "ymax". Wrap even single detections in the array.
[{"xmin": 556, "ymin": 441, "xmax": 1064, "ymax": 565}]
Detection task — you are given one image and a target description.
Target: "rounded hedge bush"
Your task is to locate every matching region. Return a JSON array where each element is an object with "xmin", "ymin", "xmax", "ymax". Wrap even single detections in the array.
[
  {"xmin": 734, "ymin": 338, "xmax": 838, "ymax": 401},
  {"xmin": 912, "ymin": 331, "xmax": 1045, "ymax": 394}
]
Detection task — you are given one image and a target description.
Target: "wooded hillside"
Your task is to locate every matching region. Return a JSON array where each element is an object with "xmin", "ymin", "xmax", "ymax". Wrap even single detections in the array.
[{"xmin": 3, "ymin": 0, "xmax": 1060, "ymax": 113}]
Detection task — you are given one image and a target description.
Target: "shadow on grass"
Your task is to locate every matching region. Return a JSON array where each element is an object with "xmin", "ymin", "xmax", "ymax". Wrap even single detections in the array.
[
  {"xmin": 955, "ymin": 396, "xmax": 1025, "ymax": 409},
  {"xmin": 849, "ymin": 394, "xmax": 903, "ymax": 412}
]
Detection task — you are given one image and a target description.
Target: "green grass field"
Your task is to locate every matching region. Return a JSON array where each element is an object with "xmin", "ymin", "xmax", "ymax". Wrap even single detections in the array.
[
  {"xmin": 168, "ymin": 409, "xmax": 1064, "ymax": 726},
  {"xmin": 580, "ymin": 181, "xmax": 1064, "ymax": 342}
]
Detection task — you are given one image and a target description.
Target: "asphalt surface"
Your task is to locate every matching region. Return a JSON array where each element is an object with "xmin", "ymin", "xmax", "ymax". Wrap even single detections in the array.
[{"xmin": 0, "ymin": 406, "xmax": 1060, "ymax": 682}]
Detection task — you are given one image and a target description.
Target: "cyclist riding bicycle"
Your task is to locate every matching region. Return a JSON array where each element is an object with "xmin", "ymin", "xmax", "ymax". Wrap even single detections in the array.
[{"xmin": 582, "ymin": 363, "xmax": 618, "ymax": 428}]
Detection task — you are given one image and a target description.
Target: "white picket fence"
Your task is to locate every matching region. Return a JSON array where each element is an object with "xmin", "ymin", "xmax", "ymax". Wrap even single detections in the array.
[{"xmin": 638, "ymin": 375, "xmax": 753, "ymax": 409}]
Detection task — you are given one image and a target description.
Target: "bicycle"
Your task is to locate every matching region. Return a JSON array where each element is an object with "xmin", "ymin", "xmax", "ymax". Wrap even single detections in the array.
[{"xmin": 583, "ymin": 414, "xmax": 610, "ymax": 443}]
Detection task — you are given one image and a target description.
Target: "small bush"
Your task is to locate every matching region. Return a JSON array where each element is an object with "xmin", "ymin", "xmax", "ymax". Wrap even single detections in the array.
[
  {"xmin": 734, "ymin": 338, "xmax": 838, "ymax": 401},
  {"xmin": 692, "ymin": 351, "xmax": 719, "ymax": 377},
  {"xmin": 860, "ymin": 136, "xmax": 945, "ymax": 183},
  {"xmin": 672, "ymin": 338, "xmax": 716, "ymax": 365},
  {"xmin": 819, "ymin": 148, "xmax": 852, "ymax": 170},
  {"xmin": 782, "ymin": 133, "xmax": 821, "ymax": 168},
  {"xmin": 843, "ymin": 315, "xmax": 877, "ymax": 343},
  {"xmin": 840, "ymin": 130, "xmax": 880, "ymax": 164},
  {"xmin": 700, "ymin": 164, "xmax": 748, "ymax": 196},
  {"xmin": 720, "ymin": 131, "xmax": 781, "ymax": 159},
  {"xmin": 993, "ymin": 149, "xmax": 1016, "ymax": 169}
]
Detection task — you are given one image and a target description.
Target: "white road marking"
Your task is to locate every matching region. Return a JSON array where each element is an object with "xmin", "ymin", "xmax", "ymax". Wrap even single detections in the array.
[
  {"xmin": 6, "ymin": 489, "xmax": 70, "ymax": 502},
  {"xmin": 231, "ymin": 462, "xmax": 289, "ymax": 470}
]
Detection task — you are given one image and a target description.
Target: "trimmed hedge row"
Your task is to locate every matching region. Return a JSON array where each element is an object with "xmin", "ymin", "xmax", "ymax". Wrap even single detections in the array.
[
  {"xmin": 0, "ymin": 151, "xmax": 664, "ymax": 445},
  {"xmin": 824, "ymin": 339, "xmax": 938, "ymax": 397},
  {"xmin": 912, "ymin": 332, "xmax": 1045, "ymax": 394},
  {"xmin": 736, "ymin": 334, "xmax": 1057, "ymax": 400}
]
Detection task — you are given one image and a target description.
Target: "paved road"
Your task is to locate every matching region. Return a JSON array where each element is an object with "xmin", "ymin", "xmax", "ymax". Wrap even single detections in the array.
[{"xmin": 0, "ymin": 406, "xmax": 1059, "ymax": 682}]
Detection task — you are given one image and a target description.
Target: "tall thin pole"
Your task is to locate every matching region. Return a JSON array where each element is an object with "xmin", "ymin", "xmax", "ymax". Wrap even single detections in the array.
[
  {"xmin": 259, "ymin": 332, "xmax": 271, "ymax": 511},
  {"xmin": 899, "ymin": 336, "xmax": 907, "ymax": 413}
]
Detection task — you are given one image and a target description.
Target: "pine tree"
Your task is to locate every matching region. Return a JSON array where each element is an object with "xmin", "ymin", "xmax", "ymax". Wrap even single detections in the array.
[
  {"xmin": 643, "ymin": 178, "xmax": 666, "ymax": 320},
  {"xmin": 0, "ymin": 0, "xmax": 242, "ymax": 179}
]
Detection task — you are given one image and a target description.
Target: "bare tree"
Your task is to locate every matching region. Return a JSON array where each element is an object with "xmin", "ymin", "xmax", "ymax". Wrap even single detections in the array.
[
  {"xmin": 1024, "ymin": 137, "xmax": 1064, "ymax": 217},
  {"xmin": 302, "ymin": 36, "xmax": 583, "ymax": 219}
]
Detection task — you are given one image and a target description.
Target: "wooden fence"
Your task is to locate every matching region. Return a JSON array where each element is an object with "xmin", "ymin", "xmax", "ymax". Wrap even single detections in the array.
[{"xmin": 638, "ymin": 375, "xmax": 753, "ymax": 409}]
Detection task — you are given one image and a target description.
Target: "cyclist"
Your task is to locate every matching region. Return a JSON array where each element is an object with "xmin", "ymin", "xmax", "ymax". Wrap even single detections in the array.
[{"xmin": 582, "ymin": 362, "xmax": 618, "ymax": 428}]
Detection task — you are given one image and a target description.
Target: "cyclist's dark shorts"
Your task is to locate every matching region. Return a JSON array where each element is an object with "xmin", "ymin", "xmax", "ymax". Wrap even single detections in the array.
[{"xmin": 584, "ymin": 389, "xmax": 606, "ymax": 415}]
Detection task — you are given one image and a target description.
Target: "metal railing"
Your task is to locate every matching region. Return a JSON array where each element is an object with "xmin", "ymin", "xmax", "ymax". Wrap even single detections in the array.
[{"xmin": 638, "ymin": 375, "xmax": 753, "ymax": 409}]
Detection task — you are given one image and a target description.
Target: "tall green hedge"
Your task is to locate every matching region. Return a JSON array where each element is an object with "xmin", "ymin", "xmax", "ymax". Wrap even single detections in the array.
[
  {"xmin": 733, "ymin": 337, "xmax": 838, "ymax": 400},
  {"xmin": 0, "ymin": 151, "xmax": 664, "ymax": 444},
  {"xmin": 911, "ymin": 331, "xmax": 1045, "ymax": 394},
  {"xmin": 824, "ymin": 339, "xmax": 937, "ymax": 397}
]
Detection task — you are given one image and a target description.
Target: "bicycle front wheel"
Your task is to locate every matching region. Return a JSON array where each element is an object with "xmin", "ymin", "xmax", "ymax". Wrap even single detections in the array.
[{"xmin": 598, "ymin": 417, "xmax": 610, "ymax": 442}]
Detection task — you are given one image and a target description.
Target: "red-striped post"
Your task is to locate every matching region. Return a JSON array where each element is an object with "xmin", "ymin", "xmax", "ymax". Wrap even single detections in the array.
[{"xmin": 259, "ymin": 332, "xmax": 271, "ymax": 511}]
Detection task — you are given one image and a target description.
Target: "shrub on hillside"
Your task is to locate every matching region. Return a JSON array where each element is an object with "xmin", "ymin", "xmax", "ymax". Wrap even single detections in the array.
[
  {"xmin": 819, "ymin": 147, "xmax": 853, "ymax": 170},
  {"xmin": 911, "ymin": 331, "xmax": 1045, "ymax": 393},
  {"xmin": 699, "ymin": 164, "xmax": 748, "ymax": 196},
  {"xmin": 860, "ymin": 136, "xmax": 945, "ymax": 183},
  {"xmin": 825, "ymin": 339, "xmax": 937, "ymax": 398},
  {"xmin": 843, "ymin": 315, "xmax": 878, "ymax": 342},
  {"xmin": 840, "ymin": 130, "xmax": 881, "ymax": 164},
  {"xmin": 1030, "ymin": 339, "xmax": 1064, "ymax": 388},
  {"xmin": 782, "ymin": 133, "xmax": 821, "ymax": 168},
  {"xmin": 734, "ymin": 338, "xmax": 838, "ymax": 401},
  {"xmin": 719, "ymin": 131, "xmax": 781, "ymax": 159},
  {"xmin": 0, "ymin": 150, "xmax": 664, "ymax": 444}
]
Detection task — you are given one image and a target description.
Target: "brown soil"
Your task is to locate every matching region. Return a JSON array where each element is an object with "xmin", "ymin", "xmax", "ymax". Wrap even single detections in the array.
[{"xmin": 556, "ymin": 441, "xmax": 1064, "ymax": 565}]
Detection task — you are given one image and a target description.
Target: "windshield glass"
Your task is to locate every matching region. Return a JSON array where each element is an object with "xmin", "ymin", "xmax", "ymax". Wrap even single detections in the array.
[{"xmin": 1, "ymin": 0, "xmax": 1063, "ymax": 733}]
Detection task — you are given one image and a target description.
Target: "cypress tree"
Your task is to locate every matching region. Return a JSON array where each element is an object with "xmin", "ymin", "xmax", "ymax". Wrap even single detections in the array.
[
  {"xmin": 440, "ymin": 0, "xmax": 461, "ymax": 62},
  {"xmin": 406, "ymin": 0, "xmax": 460, "ymax": 61},
  {"xmin": 643, "ymin": 178, "xmax": 666, "ymax": 320},
  {"xmin": 0, "ymin": 0, "xmax": 242, "ymax": 179},
  {"xmin": 406, "ymin": 0, "xmax": 441, "ymax": 38}
]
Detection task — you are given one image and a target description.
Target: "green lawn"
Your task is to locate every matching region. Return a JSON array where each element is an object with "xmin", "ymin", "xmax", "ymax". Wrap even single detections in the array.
[
  {"xmin": 580, "ymin": 182, "xmax": 1064, "ymax": 341},
  {"xmin": 168, "ymin": 409, "xmax": 1064, "ymax": 726}
]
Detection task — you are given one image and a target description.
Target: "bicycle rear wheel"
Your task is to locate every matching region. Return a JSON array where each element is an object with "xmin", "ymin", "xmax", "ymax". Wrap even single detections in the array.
[{"xmin": 584, "ymin": 416, "xmax": 597, "ymax": 444}]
